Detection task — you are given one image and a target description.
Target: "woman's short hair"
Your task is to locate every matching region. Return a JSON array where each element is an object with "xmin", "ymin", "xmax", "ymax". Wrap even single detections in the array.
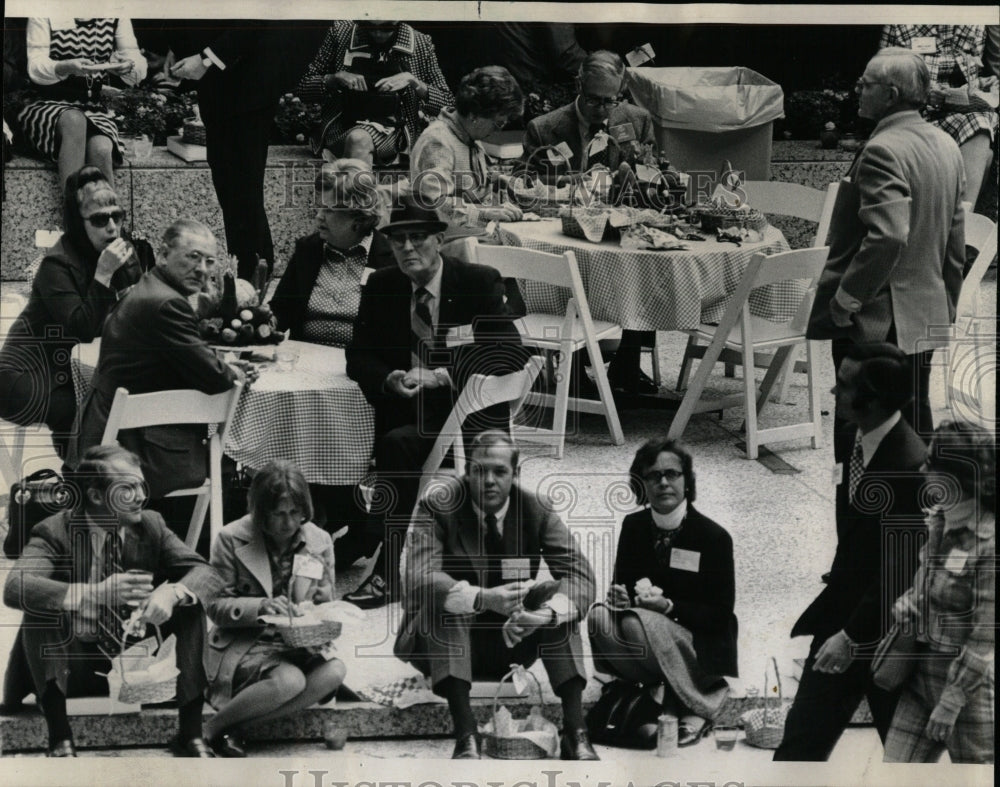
[
  {"xmin": 926, "ymin": 421, "xmax": 996, "ymax": 513},
  {"xmin": 455, "ymin": 66, "xmax": 524, "ymax": 120},
  {"xmin": 315, "ymin": 159, "xmax": 385, "ymax": 233},
  {"xmin": 64, "ymin": 165, "xmax": 115, "ymax": 244},
  {"xmin": 247, "ymin": 460, "xmax": 314, "ymax": 528},
  {"xmin": 628, "ymin": 438, "xmax": 697, "ymax": 506},
  {"xmin": 578, "ymin": 50, "xmax": 626, "ymax": 87},
  {"xmin": 869, "ymin": 48, "xmax": 931, "ymax": 108}
]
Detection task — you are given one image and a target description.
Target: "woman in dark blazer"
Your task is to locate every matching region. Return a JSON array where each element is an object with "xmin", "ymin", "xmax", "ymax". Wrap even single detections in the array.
[
  {"xmin": 588, "ymin": 438, "xmax": 738, "ymax": 747},
  {"xmin": 0, "ymin": 165, "xmax": 151, "ymax": 456}
]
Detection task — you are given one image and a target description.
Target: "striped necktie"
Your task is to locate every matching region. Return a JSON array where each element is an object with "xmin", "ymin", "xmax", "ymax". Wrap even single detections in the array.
[
  {"xmin": 97, "ymin": 531, "xmax": 126, "ymax": 654},
  {"xmin": 410, "ymin": 286, "xmax": 434, "ymax": 369},
  {"xmin": 848, "ymin": 432, "xmax": 865, "ymax": 502}
]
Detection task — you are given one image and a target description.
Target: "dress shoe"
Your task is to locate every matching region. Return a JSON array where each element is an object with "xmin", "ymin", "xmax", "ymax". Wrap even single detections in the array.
[
  {"xmin": 209, "ymin": 731, "xmax": 246, "ymax": 758},
  {"xmin": 610, "ymin": 369, "xmax": 660, "ymax": 396},
  {"xmin": 451, "ymin": 732, "xmax": 480, "ymax": 759},
  {"xmin": 46, "ymin": 739, "xmax": 77, "ymax": 757},
  {"xmin": 678, "ymin": 718, "xmax": 714, "ymax": 747},
  {"xmin": 560, "ymin": 728, "xmax": 599, "ymax": 760},
  {"xmin": 168, "ymin": 734, "xmax": 216, "ymax": 758},
  {"xmin": 344, "ymin": 572, "xmax": 391, "ymax": 609}
]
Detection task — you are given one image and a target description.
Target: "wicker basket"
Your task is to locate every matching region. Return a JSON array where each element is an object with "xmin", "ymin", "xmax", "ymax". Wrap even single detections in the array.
[
  {"xmin": 740, "ymin": 657, "xmax": 788, "ymax": 749},
  {"xmin": 273, "ymin": 617, "xmax": 342, "ymax": 648},
  {"xmin": 560, "ymin": 206, "xmax": 620, "ymax": 242},
  {"xmin": 695, "ymin": 206, "xmax": 768, "ymax": 233},
  {"xmin": 182, "ymin": 119, "xmax": 207, "ymax": 146},
  {"xmin": 115, "ymin": 626, "xmax": 178, "ymax": 706},
  {"xmin": 481, "ymin": 668, "xmax": 552, "ymax": 759}
]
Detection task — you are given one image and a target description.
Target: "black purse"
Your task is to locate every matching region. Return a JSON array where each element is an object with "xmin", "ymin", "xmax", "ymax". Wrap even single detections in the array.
[
  {"xmin": 3, "ymin": 468, "xmax": 72, "ymax": 559},
  {"xmin": 585, "ymin": 679, "xmax": 661, "ymax": 749}
]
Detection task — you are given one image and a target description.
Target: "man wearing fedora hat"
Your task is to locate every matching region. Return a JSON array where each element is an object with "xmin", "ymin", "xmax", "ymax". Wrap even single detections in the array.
[{"xmin": 345, "ymin": 200, "xmax": 525, "ymax": 608}]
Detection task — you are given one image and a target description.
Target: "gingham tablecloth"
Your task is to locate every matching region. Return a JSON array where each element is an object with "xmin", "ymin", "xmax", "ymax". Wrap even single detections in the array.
[
  {"xmin": 497, "ymin": 220, "xmax": 801, "ymax": 331},
  {"xmin": 72, "ymin": 339, "xmax": 375, "ymax": 485}
]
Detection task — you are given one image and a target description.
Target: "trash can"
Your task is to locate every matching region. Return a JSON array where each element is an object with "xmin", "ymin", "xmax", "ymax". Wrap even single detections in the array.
[{"xmin": 626, "ymin": 67, "xmax": 784, "ymax": 181}]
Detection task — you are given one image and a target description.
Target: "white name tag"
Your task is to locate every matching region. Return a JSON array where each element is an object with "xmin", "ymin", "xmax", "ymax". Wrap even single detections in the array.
[
  {"xmin": 501, "ymin": 557, "xmax": 531, "ymax": 582},
  {"xmin": 588, "ymin": 133, "xmax": 609, "ymax": 157},
  {"xmin": 669, "ymin": 548, "xmax": 701, "ymax": 573},
  {"xmin": 292, "ymin": 553, "xmax": 325, "ymax": 580},
  {"xmin": 943, "ymin": 549, "xmax": 968, "ymax": 574},
  {"xmin": 548, "ymin": 141, "xmax": 574, "ymax": 164},
  {"xmin": 912, "ymin": 37, "xmax": 938, "ymax": 54}
]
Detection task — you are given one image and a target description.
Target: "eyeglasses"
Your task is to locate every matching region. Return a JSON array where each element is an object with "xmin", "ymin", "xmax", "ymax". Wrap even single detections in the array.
[
  {"xmin": 83, "ymin": 209, "xmax": 126, "ymax": 228},
  {"xmin": 180, "ymin": 250, "xmax": 217, "ymax": 267},
  {"xmin": 642, "ymin": 469, "xmax": 683, "ymax": 484},
  {"xmin": 387, "ymin": 231, "xmax": 432, "ymax": 247},
  {"xmin": 581, "ymin": 94, "xmax": 623, "ymax": 109},
  {"xmin": 855, "ymin": 78, "xmax": 891, "ymax": 94}
]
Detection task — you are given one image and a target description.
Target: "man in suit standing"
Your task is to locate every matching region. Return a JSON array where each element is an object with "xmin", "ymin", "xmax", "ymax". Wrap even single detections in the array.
[
  {"xmin": 518, "ymin": 50, "xmax": 658, "ymax": 396},
  {"xmin": 4, "ymin": 445, "xmax": 223, "ymax": 757},
  {"xmin": 344, "ymin": 202, "xmax": 524, "ymax": 608},
  {"xmin": 774, "ymin": 343, "xmax": 928, "ymax": 761},
  {"xmin": 395, "ymin": 431, "xmax": 598, "ymax": 760},
  {"xmin": 807, "ymin": 48, "xmax": 965, "ymax": 445},
  {"xmin": 76, "ymin": 219, "xmax": 251, "ymax": 528}
]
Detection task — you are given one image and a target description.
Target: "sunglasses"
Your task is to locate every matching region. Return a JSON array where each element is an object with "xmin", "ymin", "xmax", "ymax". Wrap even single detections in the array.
[
  {"xmin": 642, "ymin": 469, "xmax": 683, "ymax": 484},
  {"xmin": 83, "ymin": 209, "xmax": 126, "ymax": 228}
]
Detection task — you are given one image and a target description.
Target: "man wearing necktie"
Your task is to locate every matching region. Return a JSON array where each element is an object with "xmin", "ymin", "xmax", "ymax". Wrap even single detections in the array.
[
  {"xmin": 775, "ymin": 343, "xmax": 927, "ymax": 761},
  {"xmin": 4, "ymin": 445, "xmax": 223, "ymax": 758},
  {"xmin": 345, "ymin": 202, "xmax": 525, "ymax": 609},
  {"xmin": 395, "ymin": 431, "xmax": 598, "ymax": 760}
]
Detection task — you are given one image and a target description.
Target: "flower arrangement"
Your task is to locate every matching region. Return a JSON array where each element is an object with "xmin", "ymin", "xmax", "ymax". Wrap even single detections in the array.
[
  {"xmin": 522, "ymin": 81, "xmax": 577, "ymax": 124},
  {"xmin": 106, "ymin": 88, "xmax": 198, "ymax": 145},
  {"xmin": 780, "ymin": 76, "xmax": 860, "ymax": 139},
  {"xmin": 274, "ymin": 93, "xmax": 322, "ymax": 145}
]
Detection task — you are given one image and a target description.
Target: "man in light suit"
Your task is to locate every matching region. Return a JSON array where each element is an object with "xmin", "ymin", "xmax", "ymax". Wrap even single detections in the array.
[
  {"xmin": 395, "ymin": 431, "xmax": 598, "ymax": 760},
  {"xmin": 807, "ymin": 48, "xmax": 966, "ymax": 447},
  {"xmin": 774, "ymin": 343, "xmax": 927, "ymax": 761},
  {"xmin": 4, "ymin": 445, "xmax": 223, "ymax": 757},
  {"xmin": 344, "ymin": 202, "xmax": 525, "ymax": 608}
]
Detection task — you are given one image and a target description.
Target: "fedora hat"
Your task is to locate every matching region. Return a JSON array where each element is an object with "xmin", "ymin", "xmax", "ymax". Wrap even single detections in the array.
[{"xmin": 382, "ymin": 201, "xmax": 448, "ymax": 235}]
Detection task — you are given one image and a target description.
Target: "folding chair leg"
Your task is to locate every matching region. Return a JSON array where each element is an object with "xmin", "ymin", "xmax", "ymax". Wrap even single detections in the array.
[
  {"xmin": 668, "ymin": 330, "xmax": 730, "ymax": 441},
  {"xmin": 676, "ymin": 335, "xmax": 698, "ymax": 390},
  {"xmin": 649, "ymin": 338, "xmax": 662, "ymax": 386},
  {"xmin": 806, "ymin": 340, "xmax": 823, "ymax": 448},
  {"xmin": 551, "ymin": 344, "xmax": 573, "ymax": 459},
  {"xmin": 757, "ymin": 345, "xmax": 795, "ymax": 417},
  {"xmin": 742, "ymin": 341, "xmax": 760, "ymax": 459},
  {"xmin": 773, "ymin": 345, "xmax": 799, "ymax": 403},
  {"xmin": 185, "ymin": 493, "xmax": 210, "ymax": 551},
  {"xmin": 589, "ymin": 340, "xmax": 624, "ymax": 447}
]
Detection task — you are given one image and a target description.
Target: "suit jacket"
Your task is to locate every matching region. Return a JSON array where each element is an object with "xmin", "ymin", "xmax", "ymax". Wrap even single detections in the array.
[
  {"xmin": 204, "ymin": 516, "xmax": 335, "ymax": 705},
  {"xmin": 518, "ymin": 100, "xmax": 656, "ymax": 181},
  {"xmin": 394, "ymin": 479, "xmax": 596, "ymax": 663},
  {"xmin": 3, "ymin": 508, "xmax": 221, "ymax": 616},
  {"xmin": 612, "ymin": 506, "xmax": 739, "ymax": 678},
  {"xmin": 345, "ymin": 254, "xmax": 525, "ymax": 436},
  {"xmin": 792, "ymin": 418, "xmax": 927, "ymax": 649},
  {"xmin": 806, "ymin": 110, "xmax": 965, "ymax": 354},
  {"xmin": 268, "ymin": 232, "xmax": 396, "ymax": 341},
  {"xmin": 76, "ymin": 267, "xmax": 237, "ymax": 499}
]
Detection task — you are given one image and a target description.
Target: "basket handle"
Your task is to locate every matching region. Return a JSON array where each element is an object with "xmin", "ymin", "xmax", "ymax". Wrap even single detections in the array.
[
  {"xmin": 762, "ymin": 656, "xmax": 783, "ymax": 722},
  {"xmin": 116, "ymin": 623, "xmax": 163, "ymax": 686},
  {"xmin": 491, "ymin": 664, "xmax": 544, "ymax": 722}
]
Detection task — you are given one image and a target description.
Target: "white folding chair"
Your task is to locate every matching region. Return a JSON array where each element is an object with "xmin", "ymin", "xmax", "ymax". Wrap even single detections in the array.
[
  {"xmin": 466, "ymin": 238, "xmax": 625, "ymax": 458},
  {"xmin": 667, "ymin": 246, "xmax": 831, "ymax": 458},
  {"xmin": 100, "ymin": 382, "xmax": 243, "ymax": 549}
]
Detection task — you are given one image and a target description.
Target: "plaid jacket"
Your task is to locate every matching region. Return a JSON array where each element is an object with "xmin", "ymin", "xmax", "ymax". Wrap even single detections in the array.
[{"xmin": 880, "ymin": 25, "xmax": 988, "ymax": 89}]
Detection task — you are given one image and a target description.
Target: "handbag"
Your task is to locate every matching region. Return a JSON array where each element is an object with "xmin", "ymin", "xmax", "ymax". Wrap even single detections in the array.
[
  {"xmin": 871, "ymin": 622, "xmax": 920, "ymax": 691},
  {"xmin": 3, "ymin": 468, "xmax": 72, "ymax": 559},
  {"xmin": 585, "ymin": 679, "xmax": 660, "ymax": 749},
  {"xmin": 740, "ymin": 657, "xmax": 789, "ymax": 749}
]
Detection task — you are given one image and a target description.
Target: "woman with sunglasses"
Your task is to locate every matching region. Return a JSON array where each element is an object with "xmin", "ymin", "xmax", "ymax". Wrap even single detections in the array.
[
  {"xmin": 0, "ymin": 165, "xmax": 152, "ymax": 457},
  {"xmin": 587, "ymin": 438, "xmax": 738, "ymax": 748}
]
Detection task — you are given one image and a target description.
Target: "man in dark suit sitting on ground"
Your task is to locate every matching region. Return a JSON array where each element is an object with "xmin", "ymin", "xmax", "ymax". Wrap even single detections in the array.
[{"xmin": 395, "ymin": 431, "xmax": 598, "ymax": 760}]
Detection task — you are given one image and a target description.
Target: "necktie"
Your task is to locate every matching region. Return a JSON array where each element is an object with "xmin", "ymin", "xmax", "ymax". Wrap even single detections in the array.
[
  {"xmin": 484, "ymin": 513, "xmax": 504, "ymax": 589},
  {"xmin": 410, "ymin": 286, "xmax": 434, "ymax": 369},
  {"xmin": 653, "ymin": 521, "xmax": 684, "ymax": 567},
  {"xmin": 848, "ymin": 432, "xmax": 865, "ymax": 502},
  {"xmin": 97, "ymin": 531, "xmax": 126, "ymax": 654},
  {"xmin": 470, "ymin": 141, "xmax": 488, "ymax": 189},
  {"xmin": 587, "ymin": 123, "xmax": 610, "ymax": 169}
]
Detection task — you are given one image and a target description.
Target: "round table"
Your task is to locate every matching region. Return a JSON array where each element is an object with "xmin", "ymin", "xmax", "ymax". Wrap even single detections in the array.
[
  {"xmin": 498, "ymin": 219, "xmax": 801, "ymax": 331},
  {"xmin": 72, "ymin": 339, "xmax": 375, "ymax": 485}
]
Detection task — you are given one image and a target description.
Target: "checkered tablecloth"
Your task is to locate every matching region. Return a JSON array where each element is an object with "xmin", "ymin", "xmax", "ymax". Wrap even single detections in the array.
[
  {"xmin": 497, "ymin": 220, "xmax": 801, "ymax": 331},
  {"xmin": 72, "ymin": 340, "xmax": 375, "ymax": 485}
]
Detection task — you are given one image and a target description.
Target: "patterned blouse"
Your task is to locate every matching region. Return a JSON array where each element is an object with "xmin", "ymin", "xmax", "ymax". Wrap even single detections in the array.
[{"xmin": 301, "ymin": 241, "xmax": 370, "ymax": 347}]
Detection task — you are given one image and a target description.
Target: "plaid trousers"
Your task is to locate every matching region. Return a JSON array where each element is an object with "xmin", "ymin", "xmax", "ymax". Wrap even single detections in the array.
[{"xmin": 883, "ymin": 649, "xmax": 995, "ymax": 764}]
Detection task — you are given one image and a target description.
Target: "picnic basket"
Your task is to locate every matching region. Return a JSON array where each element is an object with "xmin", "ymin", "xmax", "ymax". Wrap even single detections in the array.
[
  {"xmin": 740, "ymin": 656, "xmax": 788, "ymax": 749},
  {"xmin": 111, "ymin": 625, "xmax": 178, "ymax": 705},
  {"xmin": 182, "ymin": 118, "xmax": 207, "ymax": 146},
  {"xmin": 271, "ymin": 575, "xmax": 343, "ymax": 648},
  {"xmin": 481, "ymin": 667, "xmax": 554, "ymax": 759},
  {"xmin": 694, "ymin": 204, "xmax": 768, "ymax": 233}
]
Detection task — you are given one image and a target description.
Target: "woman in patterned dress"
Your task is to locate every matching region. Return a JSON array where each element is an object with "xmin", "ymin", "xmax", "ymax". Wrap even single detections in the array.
[
  {"xmin": 880, "ymin": 25, "xmax": 999, "ymax": 204},
  {"xmin": 19, "ymin": 17, "xmax": 147, "ymax": 186},
  {"xmin": 296, "ymin": 20, "xmax": 453, "ymax": 166}
]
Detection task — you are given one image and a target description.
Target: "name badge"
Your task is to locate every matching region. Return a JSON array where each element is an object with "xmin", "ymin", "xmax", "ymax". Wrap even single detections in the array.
[
  {"xmin": 832, "ymin": 462, "xmax": 844, "ymax": 487},
  {"xmin": 911, "ymin": 37, "xmax": 937, "ymax": 54},
  {"xmin": 501, "ymin": 558, "xmax": 531, "ymax": 582},
  {"xmin": 548, "ymin": 141, "xmax": 574, "ymax": 164},
  {"xmin": 943, "ymin": 549, "xmax": 968, "ymax": 574},
  {"xmin": 588, "ymin": 133, "xmax": 609, "ymax": 157},
  {"xmin": 669, "ymin": 548, "xmax": 701, "ymax": 573},
  {"xmin": 609, "ymin": 123, "xmax": 638, "ymax": 143},
  {"xmin": 292, "ymin": 553, "xmax": 325, "ymax": 580}
]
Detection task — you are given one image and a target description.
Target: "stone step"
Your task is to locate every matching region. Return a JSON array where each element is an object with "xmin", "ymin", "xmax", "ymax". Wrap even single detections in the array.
[{"xmin": 0, "ymin": 693, "xmax": 872, "ymax": 753}]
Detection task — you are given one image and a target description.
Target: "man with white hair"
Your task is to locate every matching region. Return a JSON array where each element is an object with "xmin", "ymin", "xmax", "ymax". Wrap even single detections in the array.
[{"xmin": 807, "ymin": 48, "xmax": 966, "ymax": 449}]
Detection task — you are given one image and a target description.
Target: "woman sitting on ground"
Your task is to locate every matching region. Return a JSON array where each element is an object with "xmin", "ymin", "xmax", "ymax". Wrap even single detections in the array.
[
  {"xmin": 588, "ymin": 438, "xmax": 738, "ymax": 747},
  {"xmin": 204, "ymin": 461, "xmax": 346, "ymax": 758}
]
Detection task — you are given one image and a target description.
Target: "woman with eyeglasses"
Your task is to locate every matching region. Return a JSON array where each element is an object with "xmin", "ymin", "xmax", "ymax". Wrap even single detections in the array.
[
  {"xmin": 587, "ymin": 438, "xmax": 738, "ymax": 748},
  {"xmin": 0, "ymin": 165, "xmax": 152, "ymax": 457},
  {"xmin": 883, "ymin": 421, "xmax": 995, "ymax": 764}
]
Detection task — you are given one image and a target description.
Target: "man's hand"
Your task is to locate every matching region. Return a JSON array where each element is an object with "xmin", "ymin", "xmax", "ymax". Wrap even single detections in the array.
[
  {"xmin": 479, "ymin": 204, "xmax": 524, "ymax": 223},
  {"xmin": 812, "ymin": 629, "xmax": 856, "ymax": 674},
  {"xmin": 94, "ymin": 571, "xmax": 154, "ymax": 608},
  {"xmin": 229, "ymin": 360, "xmax": 260, "ymax": 388},
  {"xmin": 501, "ymin": 608, "xmax": 551, "ymax": 647},
  {"xmin": 829, "ymin": 299, "xmax": 854, "ymax": 328},
  {"xmin": 385, "ymin": 369, "xmax": 422, "ymax": 398},
  {"xmin": 170, "ymin": 55, "xmax": 209, "ymax": 81},
  {"xmin": 375, "ymin": 71, "xmax": 422, "ymax": 93},
  {"xmin": 605, "ymin": 583, "xmax": 630, "ymax": 610},
  {"xmin": 327, "ymin": 71, "xmax": 367, "ymax": 92},
  {"xmin": 403, "ymin": 367, "xmax": 450, "ymax": 390},
  {"xmin": 635, "ymin": 593, "xmax": 671, "ymax": 614},
  {"xmin": 481, "ymin": 581, "xmax": 530, "ymax": 617},
  {"xmin": 924, "ymin": 703, "xmax": 957, "ymax": 742},
  {"xmin": 892, "ymin": 590, "xmax": 920, "ymax": 624},
  {"xmin": 140, "ymin": 583, "xmax": 178, "ymax": 626}
]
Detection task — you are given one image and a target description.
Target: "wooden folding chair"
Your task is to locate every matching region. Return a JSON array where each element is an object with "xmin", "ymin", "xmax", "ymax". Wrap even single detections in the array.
[
  {"xmin": 100, "ymin": 382, "xmax": 244, "ymax": 549},
  {"xmin": 667, "ymin": 246, "xmax": 831, "ymax": 458},
  {"xmin": 466, "ymin": 238, "xmax": 624, "ymax": 458}
]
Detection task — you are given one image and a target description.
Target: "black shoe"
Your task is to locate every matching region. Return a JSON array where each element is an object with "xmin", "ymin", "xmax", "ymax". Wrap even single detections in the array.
[
  {"xmin": 168, "ymin": 734, "xmax": 216, "ymax": 758},
  {"xmin": 560, "ymin": 728, "xmax": 599, "ymax": 760},
  {"xmin": 452, "ymin": 732, "xmax": 480, "ymax": 759},
  {"xmin": 46, "ymin": 739, "xmax": 77, "ymax": 757},
  {"xmin": 610, "ymin": 369, "xmax": 660, "ymax": 396},
  {"xmin": 678, "ymin": 718, "xmax": 714, "ymax": 747},
  {"xmin": 344, "ymin": 572, "xmax": 390, "ymax": 609},
  {"xmin": 209, "ymin": 732, "xmax": 246, "ymax": 758}
]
